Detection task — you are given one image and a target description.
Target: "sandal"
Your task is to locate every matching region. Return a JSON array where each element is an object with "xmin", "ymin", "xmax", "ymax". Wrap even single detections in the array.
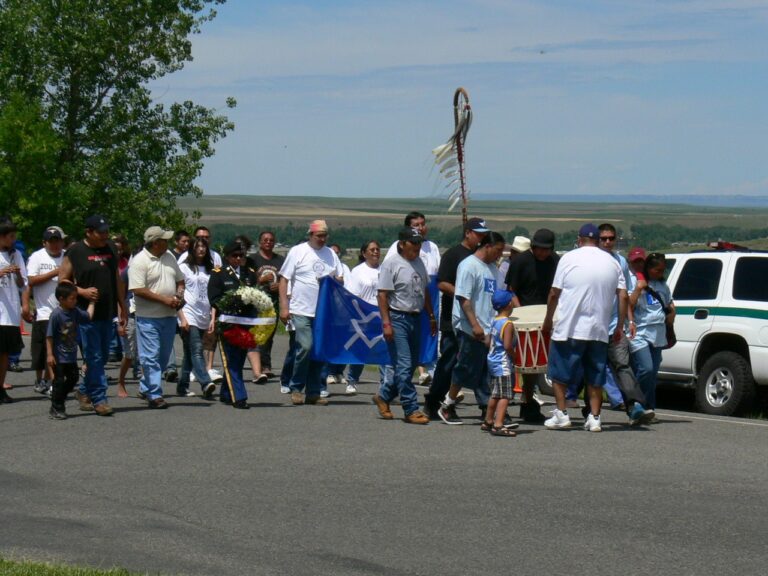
[
  {"xmin": 480, "ymin": 420, "xmax": 493, "ymax": 432},
  {"xmin": 489, "ymin": 425, "xmax": 517, "ymax": 437}
]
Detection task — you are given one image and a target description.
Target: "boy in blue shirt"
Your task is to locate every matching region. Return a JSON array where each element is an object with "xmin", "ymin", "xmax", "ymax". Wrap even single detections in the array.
[
  {"xmin": 483, "ymin": 289, "xmax": 519, "ymax": 437},
  {"xmin": 46, "ymin": 283, "xmax": 95, "ymax": 420}
]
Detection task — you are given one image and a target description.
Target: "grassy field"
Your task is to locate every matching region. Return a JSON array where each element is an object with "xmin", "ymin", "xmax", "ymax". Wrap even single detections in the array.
[
  {"xmin": 178, "ymin": 194, "xmax": 768, "ymax": 239},
  {"xmin": 0, "ymin": 558, "xmax": 142, "ymax": 576}
]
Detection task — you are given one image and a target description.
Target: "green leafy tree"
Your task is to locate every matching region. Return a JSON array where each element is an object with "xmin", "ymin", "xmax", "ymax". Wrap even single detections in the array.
[{"xmin": 0, "ymin": 0, "xmax": 234, "ymax": 243}]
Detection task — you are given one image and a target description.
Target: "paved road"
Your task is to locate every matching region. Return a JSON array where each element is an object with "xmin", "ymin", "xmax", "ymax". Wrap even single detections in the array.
[{"xmin": 2, "ymin": 334, "xmax": 768, "ymax": 576}]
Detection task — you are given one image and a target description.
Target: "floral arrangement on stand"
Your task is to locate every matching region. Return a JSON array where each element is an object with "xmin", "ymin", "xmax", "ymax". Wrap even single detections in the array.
[{"xmin": 216, "ymin": 286, "xmax": 277, "ymax": 349}]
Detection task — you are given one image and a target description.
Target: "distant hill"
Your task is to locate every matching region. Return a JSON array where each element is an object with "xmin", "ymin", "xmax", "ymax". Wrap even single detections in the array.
[{"xmin": 472, "ymin": 193, "xmax": 768, "ymax": 208}]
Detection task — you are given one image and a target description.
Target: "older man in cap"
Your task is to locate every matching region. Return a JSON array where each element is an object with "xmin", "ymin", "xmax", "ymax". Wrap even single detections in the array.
[
  {"xmin": 129, "ymin": 226, "xmax": 185, "ymax": 409},
  {"xmin": 542, "ymin": 224, "xmax": 626, "ymax": 432},
  {"xmin": 278, "ymin": 220, "xmax": 344, "ymax": 406},
  {"xmin": 59, "ymin": 215, "xmax": 127, "ymax": 416}
]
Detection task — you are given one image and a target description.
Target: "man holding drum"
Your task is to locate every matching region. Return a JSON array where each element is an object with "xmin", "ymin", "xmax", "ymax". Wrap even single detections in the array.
[
  {"xmin": 504, "ymin": 228, "xmax": 559, "ymax": 423},
  {"xmin": 542, "ymin": 224, "xmax": 626, "ymax": 432}
]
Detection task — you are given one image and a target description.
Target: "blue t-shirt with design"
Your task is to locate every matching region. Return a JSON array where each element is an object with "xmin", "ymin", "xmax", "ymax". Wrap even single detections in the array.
[
  {"xmin": 47, "ymin": 307, "xmax": 91, "ymax": 364},
  {"xmin": 452, "ymin": 254, "xmax": 497, "ymax": 335}
]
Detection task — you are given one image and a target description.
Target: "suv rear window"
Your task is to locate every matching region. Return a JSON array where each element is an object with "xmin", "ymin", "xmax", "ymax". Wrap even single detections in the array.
[
  {"xmin": 733, "ymin": 257, "xmax": 768, "ymax": 302},
  {"xmin": 672, "ymin": 259, "xmax": 722, "ymax": 300}
]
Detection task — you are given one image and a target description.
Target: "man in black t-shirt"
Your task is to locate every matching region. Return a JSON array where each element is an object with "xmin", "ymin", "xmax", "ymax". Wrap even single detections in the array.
[
  {"xmin": 423, "ymin": 217, "xmax": 489, "ymax": 419},
  {"xmin": 252, "ymin": 230, "xmax": 284, "ymax": 377},
  {"xmin": 504, "ymin": 228, "xmax": 559, "ymax": 422},
  {"xmin": 59, "ymin": 215, "xmax": 127, "ymax": 416}
]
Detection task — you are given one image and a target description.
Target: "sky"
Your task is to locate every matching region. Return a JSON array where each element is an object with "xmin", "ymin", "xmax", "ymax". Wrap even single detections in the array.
[{"xmin": 154, "ymin": 0, "xmax": 768, "ymax": 201}]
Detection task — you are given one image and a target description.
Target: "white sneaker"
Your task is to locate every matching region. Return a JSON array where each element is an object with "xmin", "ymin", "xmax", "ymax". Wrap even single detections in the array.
[
  {"xmin": 325, "ymin": 375, "xmax": 339, "ymax": 386},
  {"xmin": 320, "ymin": 389, "xmax": 330, "ymax": 398},
  {"xmin": 280, "ymin": 385, "xmax": 290, "ymax": 394},
  {"xmin": 190, "ymin": 372, "xmax": 197, "ymax": 383},
  {"xmin": 584, "ymin": 414, "xmax": 602, "ymax": 432},
  {"xmin": 208, "ymin": 368, "xmax": 223, "ymax": 383},
  {"xmin": 340, "ymin": 377, "xmax": 349, "ymax": 386},
  {"xmin": 545, "ymin": 409, "xmax": 572, "ymax": 429},
  {"xmin": 345, "ymin": 383, "xmax": 357, "ymax": 395},
  {"xmin": 417, "ymin": 372, "xmax": 432, "ymax": 386}
]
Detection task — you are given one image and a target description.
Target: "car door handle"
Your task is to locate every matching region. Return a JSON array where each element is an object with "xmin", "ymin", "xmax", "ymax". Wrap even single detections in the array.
[{"xmin": 694, "ymin": 309, "xmax": 709, "ymax": 319}]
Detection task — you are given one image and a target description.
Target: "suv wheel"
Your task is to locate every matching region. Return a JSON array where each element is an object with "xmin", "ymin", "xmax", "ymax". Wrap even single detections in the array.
[{"xmin": 695, "ymin": 351, "xmax": 755, "ymax": 416}]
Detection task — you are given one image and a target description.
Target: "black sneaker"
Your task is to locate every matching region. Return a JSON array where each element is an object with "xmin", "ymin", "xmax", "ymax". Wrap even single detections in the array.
[
  {"xmin": 202, "ymin": 382, "xmax": 216, "ymax": 399},
  {"xmin": 8, "ymin": 363, "xmax": 22, "ymax": 373},
  {"xmin": 503, "ymin": 413, "xmax": 520, "ymax": 429},
  {"xmin": 49, "ymin": 406, "xmax": 67, "ymax": 420},
  {"xmin": 521, "ymin": 403, "xmax": 546, "ymax": 424},
  {"xmin": 438, "ymin": 403, "xmax": 463, "ymax": 425},
  {"xmin": 164, "ymin": 369, "xmax": 178, "ymax": 383}
]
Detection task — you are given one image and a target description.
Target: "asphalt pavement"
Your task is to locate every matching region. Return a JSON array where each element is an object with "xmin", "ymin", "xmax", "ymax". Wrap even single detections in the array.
[{"xmin": 2, "ymin": 333, "xmax": 768, "ymax": 576}]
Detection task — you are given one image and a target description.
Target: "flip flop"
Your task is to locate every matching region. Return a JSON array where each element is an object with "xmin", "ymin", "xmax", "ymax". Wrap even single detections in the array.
[{"xmin": 489, "ymin": 425, "xmax": 517, "ymax": 437}]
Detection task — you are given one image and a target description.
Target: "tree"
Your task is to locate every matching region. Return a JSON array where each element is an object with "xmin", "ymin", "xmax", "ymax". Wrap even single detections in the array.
[{"xmin": 0, "ymin": 0, "xmax": 235, "ymax": 243}]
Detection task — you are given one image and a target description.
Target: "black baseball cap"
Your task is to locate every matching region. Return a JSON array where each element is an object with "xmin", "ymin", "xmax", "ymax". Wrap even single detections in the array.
[
  {"xmin": 85, "ymin": 215, "xmax": 109, "ymax": 232},
  {"xmin": 43, "ymin": 227, "xmax": 63, "ymax": 241},
  {"xmin": 464, "ymin": 217, "xmax": 490, "ymax": 233},
  {"xmin": 531, "ymin": 228, "xmax": 555, "ymax": 249},
  {"xmin": 398, "ymin": 226, "xmax": 424, "ymax": 243}
]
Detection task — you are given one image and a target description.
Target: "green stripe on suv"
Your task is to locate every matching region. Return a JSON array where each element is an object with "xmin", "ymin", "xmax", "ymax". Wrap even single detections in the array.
[{"xmin": 675, "ymin": 306, "xmax": 768, "ymax": 320}]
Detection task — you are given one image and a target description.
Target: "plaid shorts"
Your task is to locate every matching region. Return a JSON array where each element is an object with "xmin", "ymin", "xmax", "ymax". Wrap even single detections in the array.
[{"xmin": 490, "ymin": 374, "xmax": 514, "ymax": 400}]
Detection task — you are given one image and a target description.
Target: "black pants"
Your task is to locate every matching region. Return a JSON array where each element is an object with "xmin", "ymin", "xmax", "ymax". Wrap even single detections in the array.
[
  {"xmin": 51, "ymin": 363, "xmax": 79, "ymax": 411},
  {"xmin": 424, "ymin": 329, "xmax": 459, "ymax": 412}
]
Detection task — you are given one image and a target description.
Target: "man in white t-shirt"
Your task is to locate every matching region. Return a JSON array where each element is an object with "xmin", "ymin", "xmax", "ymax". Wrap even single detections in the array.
[
  {"xmin": 26, "ymin": 227, "xmax": 66, "ymax": 395},
  {"xmin": 383, "ymin": 211, "xmax": 441, "ymax": 276},
  {"xmin": 542, "ymin": 224, "xmax": 626, "ymax": 432},
  {"xmin": 278, "ymin": 220, "xmax": 344, "ymax": 406}
]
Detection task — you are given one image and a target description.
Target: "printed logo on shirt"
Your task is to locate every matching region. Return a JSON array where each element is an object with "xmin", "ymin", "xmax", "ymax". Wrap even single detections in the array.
[
  {"xmin": 484, "ymin": 278, "xmax": 497, "ymax": 293},
  {"xmin": 313, "ymin": 260, "xmax": 330, "ymax": 278},
  {"xmin": 87, "ymin": 253, "xmax": 113, "ymax": 266},
  {"xmin": 411, "ymin": 273, "xmax": 424, "ymax": 297}
]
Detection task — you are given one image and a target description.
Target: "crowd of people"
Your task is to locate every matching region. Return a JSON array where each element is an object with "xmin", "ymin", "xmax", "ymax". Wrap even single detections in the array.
[{"xmin": 0, "ymin": 211, "xmax": 675, "ymax": 434}]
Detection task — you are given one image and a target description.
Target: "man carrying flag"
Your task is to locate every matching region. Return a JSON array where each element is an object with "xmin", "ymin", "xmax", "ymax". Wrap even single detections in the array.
[{"xmin": 372, "ymin": 227, "xmax": 437, "ymax": 425}]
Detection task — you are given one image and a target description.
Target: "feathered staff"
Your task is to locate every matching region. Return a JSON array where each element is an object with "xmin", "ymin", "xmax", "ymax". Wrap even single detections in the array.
[{"xmin": 432, "ymin": 87, "xmax": 472, "ymax": 224}]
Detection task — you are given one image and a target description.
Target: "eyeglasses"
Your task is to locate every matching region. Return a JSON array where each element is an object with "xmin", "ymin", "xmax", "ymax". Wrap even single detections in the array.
[{"xmin": 599, "ymin": 236, "xmax": 616, "ymax": 242}]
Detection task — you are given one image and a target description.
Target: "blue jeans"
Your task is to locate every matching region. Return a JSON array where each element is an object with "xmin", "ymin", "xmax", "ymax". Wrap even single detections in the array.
[
  {"xmin": 346, "ymin": 364, "xmax": 365, "ymax": 383},
  {"xmin": 289, "ymin": 314, "xmax": 321, "ymax": 396},
  {"xmin": 180, "ymin": 326, "xmax": 212, "ymax": 391},
  {"xmin": 378, "ymin": 311, "xmax": 421, "ymax": 416},
  {"xmin": 450, "ymin": 330, "xmax": 490, "ymax": 407},
  {"xmin": 78, "ymin": 320, "xmax": 112, "ymax": 406},
  {"xmin": 280, "ymin": 331, "xmax": 296, "ymax": 386},
  {"xmin": 220, "ymin": 338, "xmax": 248, "ymax": 403},
  {"xmin": 320, "ymin": 362, "xmax": 346, "ymax": 392},
  {"xmin": 136, "ymin": 316, "xmax": 177, "ymax": 400},
  {"xmin": 630, "ymin": 343, "xmax": 663, "ymax": 410}
]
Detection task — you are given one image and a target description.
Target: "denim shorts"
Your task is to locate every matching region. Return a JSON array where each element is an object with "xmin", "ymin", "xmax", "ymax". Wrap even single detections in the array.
[{"xmin": 547, "ymin": 338, "xmax": 608, "ymax": 388}]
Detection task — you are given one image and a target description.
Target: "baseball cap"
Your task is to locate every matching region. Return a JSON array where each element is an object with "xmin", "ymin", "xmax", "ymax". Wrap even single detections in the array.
[
  {"xmin": 628, "ymin": 247, "xmax": 647, "ymax": 262},
  {"xmin": 398, "ymin": 226, "xmax": 424, "ymax": 243},
  {"xmin": 531, "ymin": 228, "xmax": 555, "ymax": 249},
  {"xmin": 578, "ymin": 223, "xmax": 599, "ymax": 239},
  {"xmin": 491, "ymin": 289, "xmax": 513, "ymax": 311},
  {"xmin": 464, "ymin": 217, "xmax": 490, "ymax": 233},
  {"xmin": 43, "ymin": 227, "xmax": 63, "ymax": 241},
  {"xmin": 85, "ymin": 215, "xmax": 109, "ymax": 232},
  {"xmin": 143, "ymin": 226, "xmax": 174, "ymax": 243},
  {"xmin": 223, "ymin": 240, "xmax": 246, "ymax": 256},
  {"xmin": 510, "ymin": 235, "xmax": 531, "ymax": 253}
]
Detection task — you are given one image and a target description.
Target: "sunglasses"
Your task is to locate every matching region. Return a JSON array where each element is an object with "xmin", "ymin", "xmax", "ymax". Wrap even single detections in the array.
[{"xmin": 599, "ymin": 235, "xmax": 616, "ymax": 242}]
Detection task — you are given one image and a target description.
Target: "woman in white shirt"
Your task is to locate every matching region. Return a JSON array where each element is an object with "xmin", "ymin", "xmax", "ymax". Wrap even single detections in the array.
[
  {"xmin": 177, "ymin": 239, "xmax": 216, "ymax": 398},
  {"xmin": 342, "ymin": 240, "xmax": 381, "ymax": 393}
]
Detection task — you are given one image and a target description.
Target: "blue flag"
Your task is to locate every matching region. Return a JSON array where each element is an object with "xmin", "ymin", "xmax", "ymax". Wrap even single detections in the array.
[{"xmin": 312, "ymin": 276, "xmax": 438, "ymax": 365}]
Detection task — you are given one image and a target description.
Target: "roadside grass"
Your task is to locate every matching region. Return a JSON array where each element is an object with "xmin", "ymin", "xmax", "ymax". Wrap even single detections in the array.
[{"xmin": 0, "ymin": 559, "xmax": 149, "ymax": 576}]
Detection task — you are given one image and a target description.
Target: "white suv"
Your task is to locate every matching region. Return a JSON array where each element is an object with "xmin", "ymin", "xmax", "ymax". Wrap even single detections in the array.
[{"xmin": 659, "ymin": 247, "xmax": 768, "ymax": 415}]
